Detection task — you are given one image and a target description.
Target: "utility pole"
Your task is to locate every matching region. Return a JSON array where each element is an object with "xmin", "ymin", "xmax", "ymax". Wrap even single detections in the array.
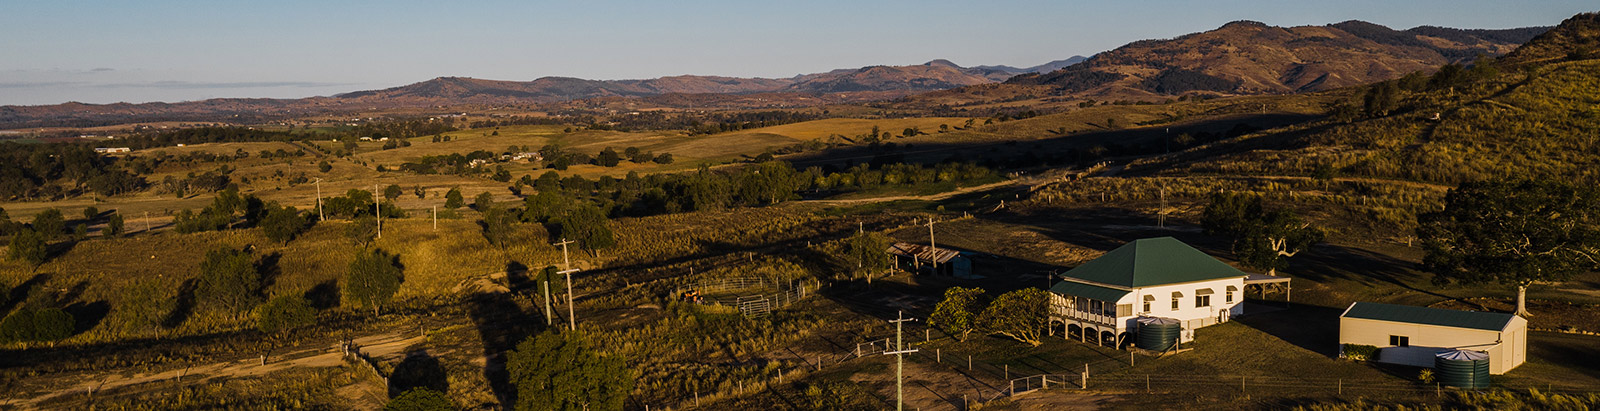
[
  {"xmin": 314, "ymin": 178, "xmax": 324, "ymax": 221},
  {"xmin": 373, "ymin": 184, "xmax": 381, "ymax": 239},
  {"xmin": 1157, "ymin": 187, "xmax": 1167, "ymax": 229},
  {"xmin": 431, "ymin": 206, "xmax": 437, "ymax": 231},
  {"xmin": 553, "ymin": 238, "xmax": 578, "ymax": 331},
  {"xmin": 884, "ymin": 311, "xmax": 919, "ymax": 411}
]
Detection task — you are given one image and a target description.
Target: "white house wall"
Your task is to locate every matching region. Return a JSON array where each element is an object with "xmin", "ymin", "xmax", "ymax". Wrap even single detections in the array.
[{"xmin": 1111, "ymin": 277, "xmax": 1246, "ymax": 342}]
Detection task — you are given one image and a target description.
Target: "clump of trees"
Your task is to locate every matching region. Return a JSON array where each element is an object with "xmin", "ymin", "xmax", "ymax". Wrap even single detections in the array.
[
  {"xmin": 926, "ymin": 287, "xmax": 1048, "ymax": 346},
  {"xmin": 844, "ymin": 231, "xmax": 891, "ymax": 281},
  {"xmin": 255, "ymin": 295, "xmax": 316, "ymax": 333},
  {"xmin": 346, "ymin": 248, "xmax": 404, "ymax": 315},
  {"xmin": 1419, "ymin": 180, "xmax": 1600, "ymax": 316},
  {"xmin": 507, "ymin": 331, "xmax": 633, "ymax": 411},
  {"xmin": 1203, "ymin": 192, "xmax": 1322, "ymax": 276}
]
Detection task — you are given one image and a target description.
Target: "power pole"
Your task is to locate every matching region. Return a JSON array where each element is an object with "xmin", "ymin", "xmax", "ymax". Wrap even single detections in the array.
[
  {"xmin": 373, "ymin": 184, "xmax": 381, "ymax": 239},
  {"xmin": 314, "ymin": 178, "xmax": 324, "ymax": 221},
  {"xmin": 1157, "ymin": 187, "xmax": 1167, "ymax": 229},
  {"xmin": 553, "ymin": 238, "xmax": 577, "ymax": 331},
  {"xmin": 431, "ymin": 206, "xmax": 437, "ymax": 231},
  {"xmin": 884, "ymin": 311, "xmax": 919, "ymax": 411}
]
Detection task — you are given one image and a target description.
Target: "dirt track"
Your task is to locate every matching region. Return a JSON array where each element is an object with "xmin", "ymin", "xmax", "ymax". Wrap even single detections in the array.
[{"xmin": 6, "ymin": 332, "xmax": 423, "ymax": 410}]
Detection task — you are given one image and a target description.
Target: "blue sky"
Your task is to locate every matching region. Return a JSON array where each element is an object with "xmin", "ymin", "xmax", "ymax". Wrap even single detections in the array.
[{"xmin": 0, "ymin": 0, "xmax": 1592, "ymax": 105}]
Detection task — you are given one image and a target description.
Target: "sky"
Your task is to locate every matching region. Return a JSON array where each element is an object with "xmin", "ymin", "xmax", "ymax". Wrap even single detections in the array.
[{"xmin": 1, "ymin": 0, "xmax": 1593, "ymax": 106}]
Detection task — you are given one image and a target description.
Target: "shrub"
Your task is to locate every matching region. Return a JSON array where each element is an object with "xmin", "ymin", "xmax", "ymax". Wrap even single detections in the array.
[
  {"xmin": 383, "ymin": 388, "xmax": 453, "ymax": 411},
  {"xmin": 346, "ymin": 248, "xmax": 403, "ymax": 315},
  {"xmin": 0, "ymin": 308, "xmax": 76, "ymax": 343},
  {"xmin": 1342, "ymin": 343, "xmax": 1378, "ymax": 361},
  {"xmin": 929, "ymin": 287, "xmax": 986, "ymax": 342},
  {"xmin": 7, "ymin": 228, "xmax": 47, "ymax": 268},
  {"xmin": 256, "ymin": 295, "xmax": 316, "ymax": 333},
  {"xmin": 198, "ymin": 247, "xmax": 262, "ymax": 315},
  {"xmin": 260, "ymin": 204, "xmax": 308, "ymax": 244},
  {"xmin": 444, "ymin": 188, "xmax": 464, "ymax": 209},
  {"xmin": 31, "ymin": 208, "xmax": 64, "ymax": 241}
]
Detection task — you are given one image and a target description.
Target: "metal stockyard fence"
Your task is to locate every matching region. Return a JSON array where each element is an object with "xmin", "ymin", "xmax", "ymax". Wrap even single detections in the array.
[{"xmin": 676, "ymin": 277, "xmax": 816, "ymax": 318}]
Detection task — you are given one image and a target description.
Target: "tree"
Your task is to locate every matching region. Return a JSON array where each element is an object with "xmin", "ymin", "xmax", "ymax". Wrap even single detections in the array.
[
  {"xmin": 198, "ymin": 247, "xmax": 262, "ymax": 315},
  {"xmin": 346, "ymin": 248, "xmax": 403, "ymax": 316},
  {"xmin": 384, "ymin": 184, "xmax": 404, "ymax": 201},
  {"xmin": 474, "ymin": 191, "xmax": 494, "ymax": 211},
  {"xmin": 31, "ymin": 208, "xmax": 64, "ymax": 241},
  {"xmin": 7, "ymin": 228, "xmax": 47, "ymax": 268},
  {"xmin": 260, "ymin": 205, "xmax": 307, "ymax": 244},
  {"xmin": 105, "ymin": 213, "xmax": 124, "ymax": 238},
  {"xmin": 256, "ymin": 295, "xmax": 316, "ymax": 333},
  {"xmin": 444, "ymin": 187, "xmax": 465, "ymax": 209},
  {"xmin": 928, "ymin": 287, "xmax": 986, "ymax": 342},
  {"xmin": 1418, "ymin": 180, "xmax": 1600, "ymax": 316},
  {"xmin": 553, "ymin": 204, "xmax": 614, "ymax": 256},
  {"xmin": 652, "ymin": 153, "xmax": 673, "ymax": 164},
  {"xmin": 481, "ymin": 207, "xmax": 519, "ymax": 249},
  {"xmin": 977, "ymin": 288, "xmax": 1047, "ymax": 346},
  {"xmin": 384, "ymin": 388, "xmax": 454, "ymax": 411},
  {"xmin": 1234, "ymin": 209, "xmax": 1324, "ymax": 276},
  {"xmin": 348, "ymin": 216, "xmax": 378, "ymax": 247},
  {"xmin": 0, "ymin": 308, "xmax": 75, "ymax": 343},
  {"xmin": 413, "ymin": 185, "xmax": 426, "ymax": 199},
  {"xmin": 844, "ymin": 231, "xmax": 890, "ymax": 280},
  {"xmin": 82, "ymin": 206, "xmax": 99, "ymax": 221},
  {"xmin": 507, "ymin": 331, "xmax": 633, "ymax": 411},
  {"xmin": 319, "ymin": 160, "xmax": 333, "ymax": 173},
  {"xmin": 596, "ymin": 147, "xmax": 621, "ymax": 167},
  {"xmin": 1203, "ymin": 192, "xmax": 1320, "ymax": 276}
]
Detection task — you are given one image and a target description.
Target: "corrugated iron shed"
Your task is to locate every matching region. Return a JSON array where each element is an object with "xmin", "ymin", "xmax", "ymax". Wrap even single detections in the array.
[{"xmin": 885, "ymin": 242, "xmax": 961, "ymax": 264}]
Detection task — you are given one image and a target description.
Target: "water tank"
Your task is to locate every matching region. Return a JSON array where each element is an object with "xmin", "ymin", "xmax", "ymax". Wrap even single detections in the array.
[
  {"xmin": 1136, "ymin": 317, "xmax": 1181, "ymax": 351},
  {"xmin": 1434, "ymin": 350, "xmax": 1491, "ymax": 388}
]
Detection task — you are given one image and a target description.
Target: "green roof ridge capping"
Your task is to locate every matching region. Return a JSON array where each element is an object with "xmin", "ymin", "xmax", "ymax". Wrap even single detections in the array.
[
  {"xmin": 1342, "ymin": 302, "xmax": 1516, "ymax": 331},
  {"xmin": 1058, "ymin": 237, "xmax": 1247, "ymax": 288}
]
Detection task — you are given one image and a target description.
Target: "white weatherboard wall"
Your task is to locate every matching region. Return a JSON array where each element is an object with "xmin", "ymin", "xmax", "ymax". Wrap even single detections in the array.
[
  {"xmin": 1101, "ymin": 277, "xmax": 1245, "ymax": 342},
  {"xmin": 1338, "ymin": 316, "xmax": 1527, "ymax": 374}
]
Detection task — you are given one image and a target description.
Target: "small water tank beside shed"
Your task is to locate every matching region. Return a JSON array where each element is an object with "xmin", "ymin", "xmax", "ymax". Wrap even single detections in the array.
[
  {"xmin": 1136, "ymin": 317, "xmax": 1181, "ymax": 351},
  {"xmin": 1435, "ymin": 350, "xmax": 1491, "ymax": 389}
]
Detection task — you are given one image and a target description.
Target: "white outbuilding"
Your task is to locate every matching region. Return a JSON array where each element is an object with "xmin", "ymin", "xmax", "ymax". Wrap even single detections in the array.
[{"xmin": 1338, "ymin": 302, "xmax": 1526, "ymax": 374}]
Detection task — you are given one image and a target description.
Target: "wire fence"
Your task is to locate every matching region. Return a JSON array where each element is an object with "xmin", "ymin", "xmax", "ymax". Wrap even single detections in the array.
[{"xmin": 674, "ymin": 277, "xmax": 818, "ymax": 318}]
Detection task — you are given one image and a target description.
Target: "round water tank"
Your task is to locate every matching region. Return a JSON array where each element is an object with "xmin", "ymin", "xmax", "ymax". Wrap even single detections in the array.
[
  {"xmin": 1136, "ymin": 317, "xmax": 1181, "ymax": 351},
  {"xmin": 1434, "ymin": 349, "xmax": 1491, "ymax": 389}
]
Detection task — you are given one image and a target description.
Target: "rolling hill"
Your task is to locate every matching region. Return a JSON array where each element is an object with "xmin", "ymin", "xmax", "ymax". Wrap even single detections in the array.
[{"xmin": 917, "ymin": 19, "xmax": 1549, "ymax": 105}]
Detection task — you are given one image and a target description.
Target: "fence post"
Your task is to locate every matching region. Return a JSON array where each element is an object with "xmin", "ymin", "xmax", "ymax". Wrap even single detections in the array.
[
  {"xmin": 1005, "ymin": 364, "xmax": 1009, "ymax": 380},
  {"xmin": 936, "ymin": 348, "xmax": 940, "ymax": 363},
  {"xmin": 1082, "ymin": 364, "xmax": 1088, "ymax": 389},
  {"xmin": 968, "ymin": 355, "xmax": 972, "ymax": 371},
  {"xmin": 1010, "ymin": 380, "xmax": 1014, "ymax": 396}
]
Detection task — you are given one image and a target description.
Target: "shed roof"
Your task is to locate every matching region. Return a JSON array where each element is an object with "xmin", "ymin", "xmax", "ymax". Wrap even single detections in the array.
[
  {"xmin": 1341, "ymin": 302, "xmax": 1517, "ymax": 332},
  {"xmin": 1057, "ymin": 237, "xmax": 1247, "ymax": 288},
  {"xmin": 886, "ymin": 242, "xmax": 962, "ymax": 264},
  {"xmin": 1050, "ymin": 280, "xmax": 1129, "ymax": 303}
]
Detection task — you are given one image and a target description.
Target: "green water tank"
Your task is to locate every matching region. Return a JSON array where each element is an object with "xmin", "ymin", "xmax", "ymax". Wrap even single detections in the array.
[
  {"xmin": 1136, "ymin": 317, "xmax": 1181, "ymax": 351},
  {"xmin": 1434, "ymin": 349, "xmax": 1491, "ymax": 389}
]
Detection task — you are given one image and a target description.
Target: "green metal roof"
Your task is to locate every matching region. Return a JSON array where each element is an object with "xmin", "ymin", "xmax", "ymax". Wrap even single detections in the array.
[
  {"xmin": 1342, "ymin": 302, "xmax": 1516, "ymax": 332},
  {"xmin": 1058, "ymin": 237, "xmax": 1247, "ymax": 288},
  {"xmin": 1050, "ymin": 280, "xmax": 1130, "ymax": 303}
]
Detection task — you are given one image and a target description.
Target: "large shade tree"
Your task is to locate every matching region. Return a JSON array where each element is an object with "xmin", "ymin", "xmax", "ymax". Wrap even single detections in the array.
[
  {"xmin": 978, "ymin": 288, "xmax": 1047, "ymax": 346},
  {"xmin": 928, "ymin": 286, "xmax": 986, "ymax": 342},
  {"xmin": 1418, "ymin": 180, "xmax": 1600, "ymax": 316},
  {"xmin": 346, "ymin": 248, "xmax": 404, "ymax": 315},
  {"xmin": 507, "ymin": 331, "xmax": 632, "ymax": 411},
  {"xmin": 1204, "ymin": 192, "xmax": 1322, "ymax": 276}
]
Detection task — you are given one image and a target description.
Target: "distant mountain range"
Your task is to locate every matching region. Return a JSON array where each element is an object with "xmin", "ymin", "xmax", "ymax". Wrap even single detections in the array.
[{"xmin": 995, "ymin": 20, "xmax": 1549, "ymax": 98}]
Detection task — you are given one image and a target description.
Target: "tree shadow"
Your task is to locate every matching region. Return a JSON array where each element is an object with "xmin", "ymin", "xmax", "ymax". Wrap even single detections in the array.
[
  {"xmin": 2, "ymin": 273, "xmax": 50, "ymax": 315},
  {"xmin": 466, "ymin": 291, "xmax": 542, "ymax": 407},
  {"xmin": 256, "ymin": 252, "xmax": 284, "ymax": 291},
  {"xmin": 44, "ymin": 240, "xmax": 79, "ymax": 261},
  {"xmin": 388, "ymin": 350, "xmax": 449, "ymax": 398},
  {"xmin": 505, "ymin": 261, "xmax": 529, "ymax": 290},
  {"xmin": 63, "ymin": 300, "xmax": 110, "ymax": 335},
  {"xmin": 162, "ymin": 279, "xmax": 199, "ymax": 329},
  {"xmin": 305, "ymin": 280, "xmax": 340, "ymax": 310}
]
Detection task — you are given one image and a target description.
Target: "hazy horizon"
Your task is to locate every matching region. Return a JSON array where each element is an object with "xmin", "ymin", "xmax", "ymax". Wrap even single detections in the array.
[{"xmin": 2, "ymin": 0, "xmax": 1593, "ymax": 106}]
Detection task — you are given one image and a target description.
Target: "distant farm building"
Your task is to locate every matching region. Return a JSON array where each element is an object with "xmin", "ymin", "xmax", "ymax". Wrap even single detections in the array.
[
  {"xmin": 885, "ymin": 242, "xmax": 973, "ymax": 278},
  {"xmin": 510, "ymin": 152, "xmax": 542, "ymax": 162},
  {"xmin": 94, "ymin": 147, "xmax": 132, "ymax": 154},
  {"xmin": 1048, "ymin": 237, "xmax": 1282, "ymax": 349},
  {"xmin": 1338, "ymin": 302, "xmax": 1526, "ymax": 374}
]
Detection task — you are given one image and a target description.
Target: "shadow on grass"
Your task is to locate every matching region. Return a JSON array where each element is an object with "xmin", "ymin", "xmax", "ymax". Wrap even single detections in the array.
[
  {"xmin": 161, "ymin": 279, "xmax": 198, "ymax": 329},
  {"xmin": 64, "ymin": 300, "xmax": 110, "ymax": 335},
  {"xmin": 1, "ymin": 273, "xmax": 50, "ymax": 315},
  {"xmin": 466, "ymin": 291, "xmax": 542, "ymax": 408},
  {"xmin": 1236, "ymin": 304, "xmax": 1346, "ymax": 357},
  {"xmin": 388, "ymin": 350, "xmax": 449, "ymax": 398},
  {"xmin": 304, "ymin": 280, "xmax": 340, "ymax": 310}
]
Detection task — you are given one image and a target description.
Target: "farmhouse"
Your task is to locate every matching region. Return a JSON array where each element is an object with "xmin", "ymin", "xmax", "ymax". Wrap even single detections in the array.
[
  {"xmin": 1338, "ymin": 302, "xmax": 1526, "ymax": 374},
  {"xmin": 94, "ymin": 147, "xmax": 132, "ymax": 154},
  {"xmin": 885, "ymin": 242, "xmax": 973, "ymax": 278},
  {"xmin": 1048, "ymin": 237, "xmax": 1272, "ymax": 348}
]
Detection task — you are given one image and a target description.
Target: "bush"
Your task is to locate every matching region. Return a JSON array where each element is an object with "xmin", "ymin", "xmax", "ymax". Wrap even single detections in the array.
[
  {"xmin": 0, "ymin": 308, "xmax": 76, "ymax": 343},
  {"xmin": 508, "ymin": 331, "xmax": 632, "ymax": 411},
  {"xmin": 1342, "ymin": 343, "xmax": 1378, "ymax": 361},
  {"xmin": 198, "ymin": 247, "xmax": 263, "ymax": 314},
  {"xmin": 7, "ymin": 228, "xmax": 47, "ymax": 267},
  {"xmin": 346, "ymin": 248, "xmax": 403, "ymax": 315},
  {"xmin": 256, "ymin": 295, "xmax": 316, "ymax": 333},
  {"xmin": 383, "ymin": 388, "xmax": 454, "ymax": 411},
  {"xmin": 31, "ymin": 208, "xmax": 64, "ymax": 241}
]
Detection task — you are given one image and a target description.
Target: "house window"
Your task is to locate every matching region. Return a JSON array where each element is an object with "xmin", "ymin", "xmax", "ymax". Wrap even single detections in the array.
[
  {"xmin": 1143, "ymin": 301, "xmax": 1151, "ymax": 312},
  {"xmin": 1390, "ymin": 335, "xmax": 1409, "ymax": 347},
  {"xmin": 1226, "ymin": 291, "xmax": 1234, "ymax": 303},
  {"xmin": 1195, "ymin": 295, "xmax": 1211, "ymax": 308},
  {"xmin": 1171, "ymin": 298, "xmax": 1179, "ymax": 311}
]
